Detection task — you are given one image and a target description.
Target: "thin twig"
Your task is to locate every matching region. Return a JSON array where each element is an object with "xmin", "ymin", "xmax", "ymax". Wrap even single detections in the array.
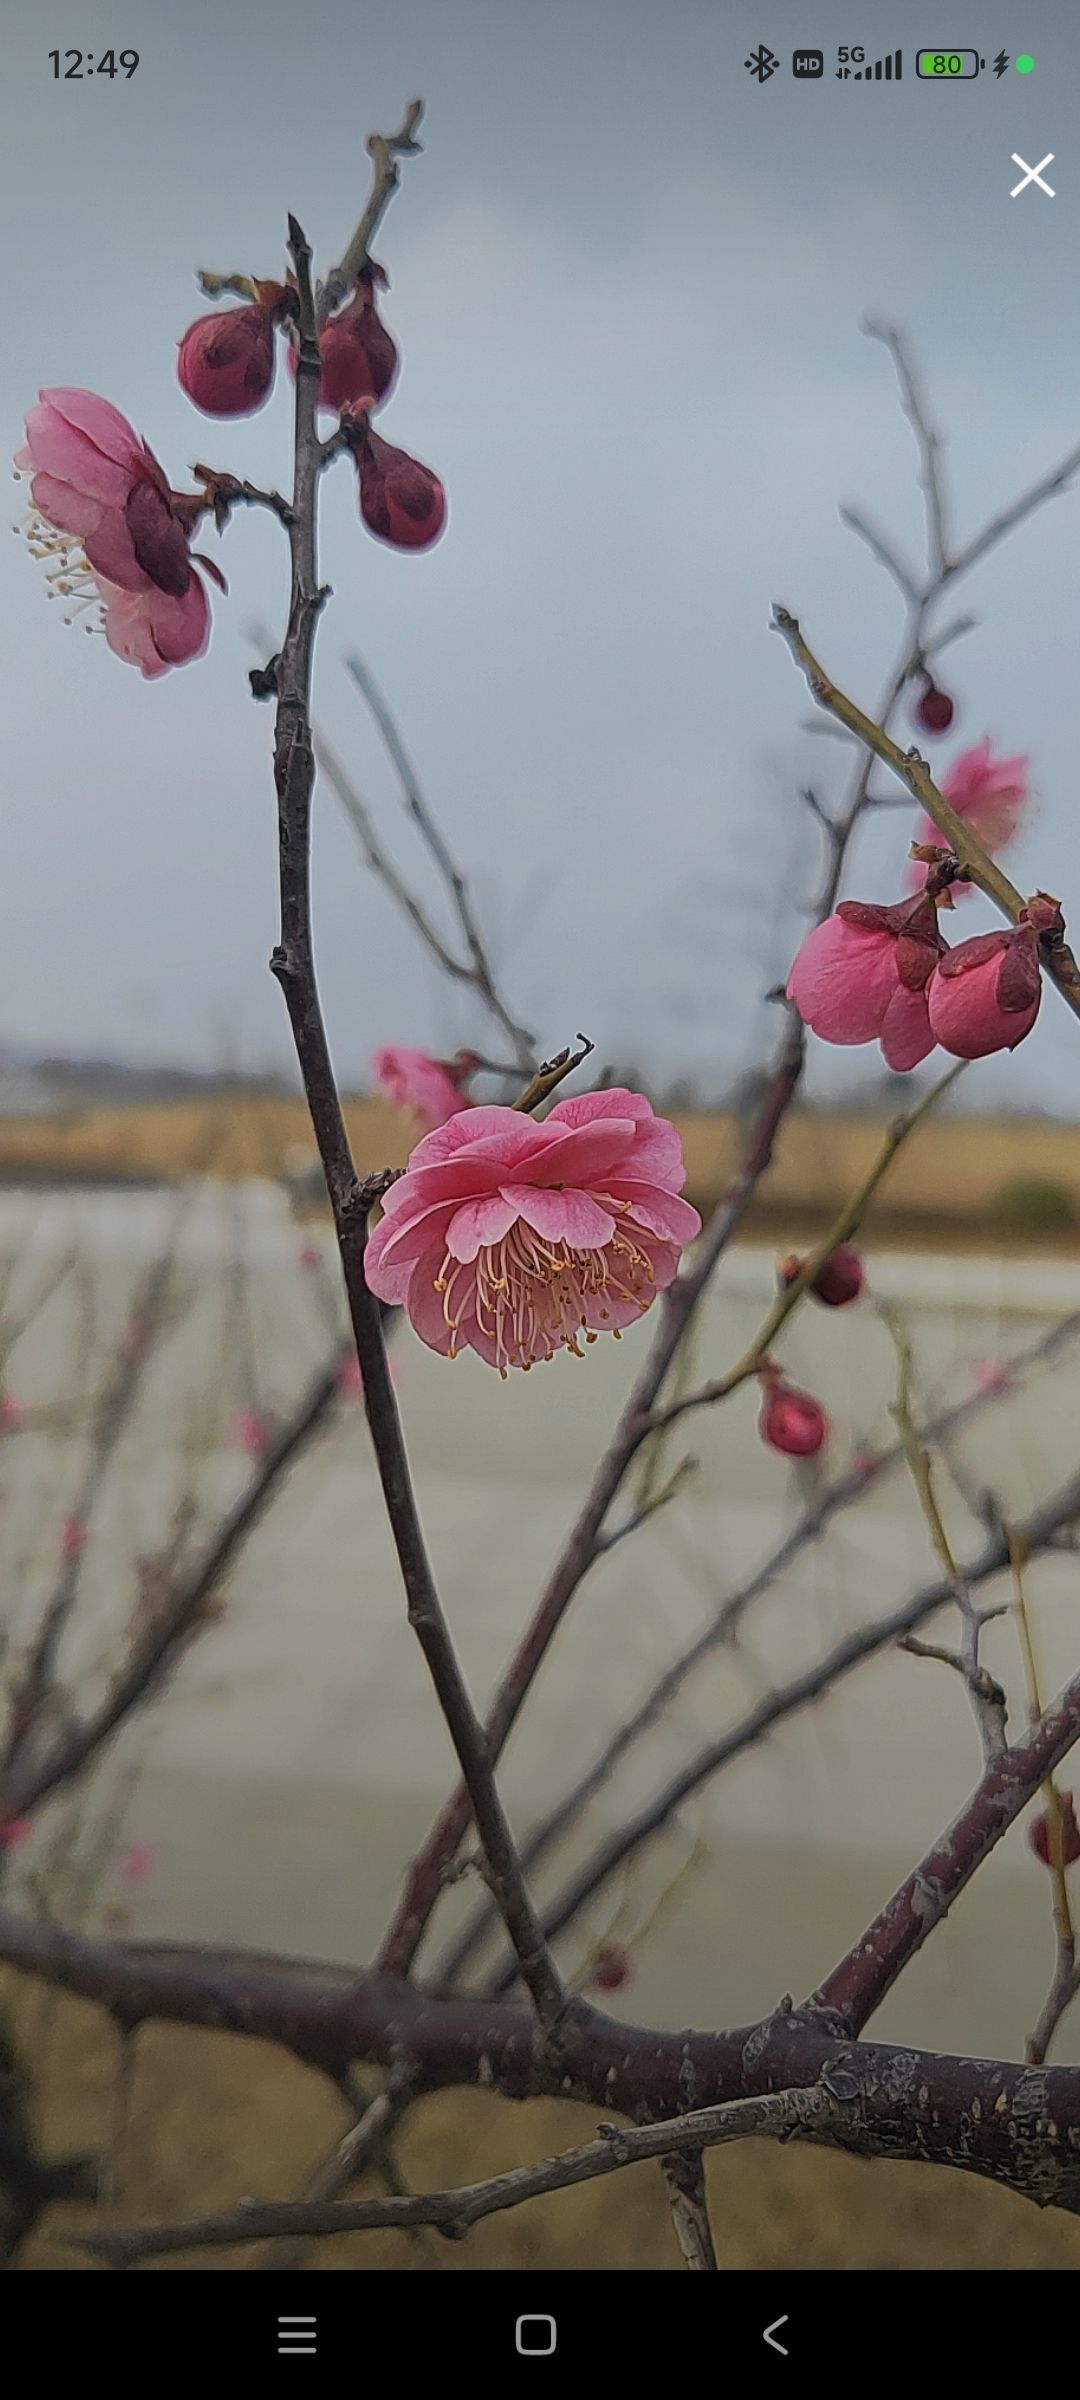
[
  {"xmin": 1009, "ymin": 1528, "xmax": 1079, "ymax": 2065},
  {"xmin": 485, "ymin": 1465, "xmax": 1080, "ymax": 1994},
  {"xmin": 639, "ymin": 1059, "xmax": 967, "ymax": 1434},
  {"xmin": 885, "ymin": 1310, "xmax": 1008, "ymax": 1763},
  {"xmin": 864, "ymin": 320, "xmax": 951, "ymax": 580},
  {"xmin": 71, "ymin": 2085, "xmax": 842, "ymax": 2264}
]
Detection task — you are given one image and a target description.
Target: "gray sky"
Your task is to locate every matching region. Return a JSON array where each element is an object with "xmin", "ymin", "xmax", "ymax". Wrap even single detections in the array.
[{"xmin": 3, "ymin": 1, "xmax": 1079, "ymax": 1108}]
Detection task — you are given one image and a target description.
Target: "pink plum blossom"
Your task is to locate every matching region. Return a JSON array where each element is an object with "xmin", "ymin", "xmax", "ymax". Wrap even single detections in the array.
[
  {"xmin": 0, "ymin": 1395, "xmax": 21, "ymax": 1434},
  {"xmin": 758, "ymin": 1370, "xmax": 828, "ymax": 1458},
  {"xmin": 363, "ymin": 1090, "xmax": 701, "ymax": 1373},
  {"xmin": 908, "ymin": 739, "xmax": 1032, "ymax": 894},
  {"xmin": 926, "ymin": 896, "xmax": 1058, "ymax": 1059},
  {"xmin": 178, "ymin": 287, "xmax": 285, "ymax": 417},
  {"xmin": 786, "ymin": 893, "xmax": 946, "ymax": 1071},
  {"xmin": 16, "ymin": 388, "xmax": 223, "ymax": 675},
  {"xmin": 373, "ymin": 1045, "xmax": 472, "ymax": 1129},
  {"xmin": 351, "ymin": 425, "xmax": 447, "ymax": 550}
]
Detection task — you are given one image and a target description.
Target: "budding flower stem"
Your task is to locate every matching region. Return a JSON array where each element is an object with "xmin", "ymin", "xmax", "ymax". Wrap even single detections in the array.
[
  {"xmin": 640, "ymin": 1057, "xmax": 967, "ymax": 1435},
  {"xmin": 771, "ymin": 607, "xmax": 1080, "ymax": 1025}
]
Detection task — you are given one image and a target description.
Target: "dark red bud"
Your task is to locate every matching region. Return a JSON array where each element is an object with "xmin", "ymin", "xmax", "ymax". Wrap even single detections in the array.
[
  {"xmin": 356, "ymin": 428, "xmax": 446, "ymax": 551},
  {"xmin": 779, "ymin": 1246, "xmax": 864, "ymax": 1307},
  {"xmin": 591, "ymin": 1941, "xmax": 633, "ymax": 1993},
  {"xmin": 758, "ymin": 1369, "xmax": 828, "ymax": 1458},
  {"xmin": 912, "ymin": 673, "xmax": 956, "ymax": 736},
  {"xmin": 1029, "ymin": 1793, "xmax": 1080, "ymax": 1868},
  {"xmin": 178, "ymin": 299, "xmax": 280, "ymax": 418}
]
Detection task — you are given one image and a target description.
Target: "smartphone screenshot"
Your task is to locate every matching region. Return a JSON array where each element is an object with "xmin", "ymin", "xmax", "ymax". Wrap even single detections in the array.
[{"xmin": 1, "ymin": 0, "xmax": 1078, "ymax": 2349}]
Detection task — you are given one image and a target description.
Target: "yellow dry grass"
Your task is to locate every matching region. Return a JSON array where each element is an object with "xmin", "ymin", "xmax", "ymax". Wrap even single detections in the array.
[{"xmin": 3, "ymin": 1094, "xmax": 1080, "ymax": 1241}]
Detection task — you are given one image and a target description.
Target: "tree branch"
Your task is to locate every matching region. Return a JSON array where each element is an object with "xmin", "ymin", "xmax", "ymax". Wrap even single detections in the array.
[{"xmin": 263, "ymin": 212, "xmax": 566, "ymax": 2037}]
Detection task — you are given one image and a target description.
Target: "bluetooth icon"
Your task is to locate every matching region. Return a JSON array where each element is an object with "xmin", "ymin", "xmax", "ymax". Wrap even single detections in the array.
[{"xmin": 745, "ymin": 44, "xmax": 780, "ymax": 83}]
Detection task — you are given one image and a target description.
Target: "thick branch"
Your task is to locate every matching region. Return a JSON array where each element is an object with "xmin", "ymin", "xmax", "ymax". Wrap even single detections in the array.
[{"xmin": 3, "ymin": 1912, "xmax": 1080, "ymax": 2216}]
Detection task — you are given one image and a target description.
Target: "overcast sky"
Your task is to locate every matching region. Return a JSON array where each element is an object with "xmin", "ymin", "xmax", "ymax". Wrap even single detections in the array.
[{"xmin": 2, "ymin": 1, "xmax": 1078, "ymax": 1109}]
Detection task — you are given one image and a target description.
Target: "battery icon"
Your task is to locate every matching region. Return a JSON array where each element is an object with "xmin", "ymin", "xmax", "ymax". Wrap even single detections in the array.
[{"xmin": 916, "ymin": 49, "xmax": 983, "ymax": 78}]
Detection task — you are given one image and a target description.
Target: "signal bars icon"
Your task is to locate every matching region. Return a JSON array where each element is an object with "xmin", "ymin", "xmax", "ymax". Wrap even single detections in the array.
[{"xmin": 837, "ymin": 49, "xmax": 903, "ymax": 80}]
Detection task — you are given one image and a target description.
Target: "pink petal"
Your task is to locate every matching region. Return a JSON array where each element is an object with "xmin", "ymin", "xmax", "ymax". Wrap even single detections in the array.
[
  {"xmin": 85, "ymin": 507, "xmax": 151, "ymax": 592},
  {"xmin": 787, "ymin": 918, "xmax": 896, "ymax": 1044},
  {"xmin": 601, "ymin": 1182, "xmax": 702, "ymax": 1243},
  {"xmin": 42, "ymin": 387, "xmax": 141, "ymax": 465},
  {"xmin": 405, "ymin": 1240, "xmax": 464, "ymax": 1353},
  {"xmin": 501, "ymin": 1184, "xmax": 616, "ymax": 1248},
  {"xmin": 23, "ymin": 396, "xmax": 135, "ymax": 507},
  {"xmin": 444, "ymin": 1193, "xmax": 520, "ymax": 1262},
  {"xmin": 407, "ymin": 1105, "xmax": 539, "ymax": 1172},
  {"xmin": 879, "ymin": 984, "xmax": 935, "ymax": 1071},
  {"xmin": 364, "ymin": 1197, "xmax": 459, "ymax": 1280},
  {"xmin": 523, "ymin": 1118, "xmax": 637, "ymax": 1187},
  {"xmin": 145, "ymin": 576, "xmax": 210, "ymax": 666},
  {"xmin": 545, "ymin": 1088, "xmax": 655, "ymax": 1130},
  {"xmin": 101, "ymin": 587, "xmax": 164, "ymax": 675},
  {"xmin": 26, "ymin": 471, "xmax": 107, "ymax": 540}
]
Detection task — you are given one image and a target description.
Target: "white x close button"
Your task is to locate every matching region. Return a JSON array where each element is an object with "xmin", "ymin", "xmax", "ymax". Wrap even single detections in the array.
[{"xmin": 1011, "ymin": 152, "xmax": 1055, "ymax": 197}]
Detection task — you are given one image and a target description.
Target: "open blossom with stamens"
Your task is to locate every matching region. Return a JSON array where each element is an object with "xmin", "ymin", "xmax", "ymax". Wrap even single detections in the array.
[
  {"xmin": 363, "ymin": 1090, "xmax": 701, "ymax": 1373},
  {"xmin": 926, "ymin": 895, "xmax": 1060, "ymax": 1059},
  {"xmin": 178, "ymin": 285, "xmax": 286, "ymax": 417},
  {"xmin": 373, "ymin": 1045, "xmax": 472, "ymax": 1129},
  {"xmin": 16, "ymin": 388, "xmax": 222, "ymax": 675},
  {"xmin": 908, "ymin": 739, "xmax": 1031, "ymax": 895},
  {"xmin": 786, "ymin": 892, "xmax": 947, "ymax": 1071}
]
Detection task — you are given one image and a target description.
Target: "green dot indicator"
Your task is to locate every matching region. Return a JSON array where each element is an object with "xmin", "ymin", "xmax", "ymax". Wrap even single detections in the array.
[{"xmin": 1015, "ymin": 54, "xmax": 1035, "ymax": 73}]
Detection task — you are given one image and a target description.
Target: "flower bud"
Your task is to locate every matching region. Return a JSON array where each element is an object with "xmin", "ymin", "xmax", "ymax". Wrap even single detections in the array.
[
  {"xmin": 178, "ymin": 291, "xmax": 283, "ymax": 418},
  {"xmin": 779, "ymin": 1244, "xmax": 864, "ymax": 1308},
  {"xmin": 926, "ymin": 912, "xmax": 1045, "ymax": 1059},
  {"xmin": 1029, "ymin": 1792, "xmax": 1080, "ymax": 1868},
  {"xmin": 912, "ymin": 672, "xmax": 955, "ymax": 735},
  {"xmin": 590, "ymin": 1940, "xmax": 633, "ymax": 1994},
  {"xmin": 758, "ymin": 1369, "xmax": 828, "ymax": 1457},
  {"xmin": 355, "ymin": 428, "xmax": 446, "ymax": 550},
  {"xmin": 290, "ymin": 272, "xmax": 398, "ymax": 414}
]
